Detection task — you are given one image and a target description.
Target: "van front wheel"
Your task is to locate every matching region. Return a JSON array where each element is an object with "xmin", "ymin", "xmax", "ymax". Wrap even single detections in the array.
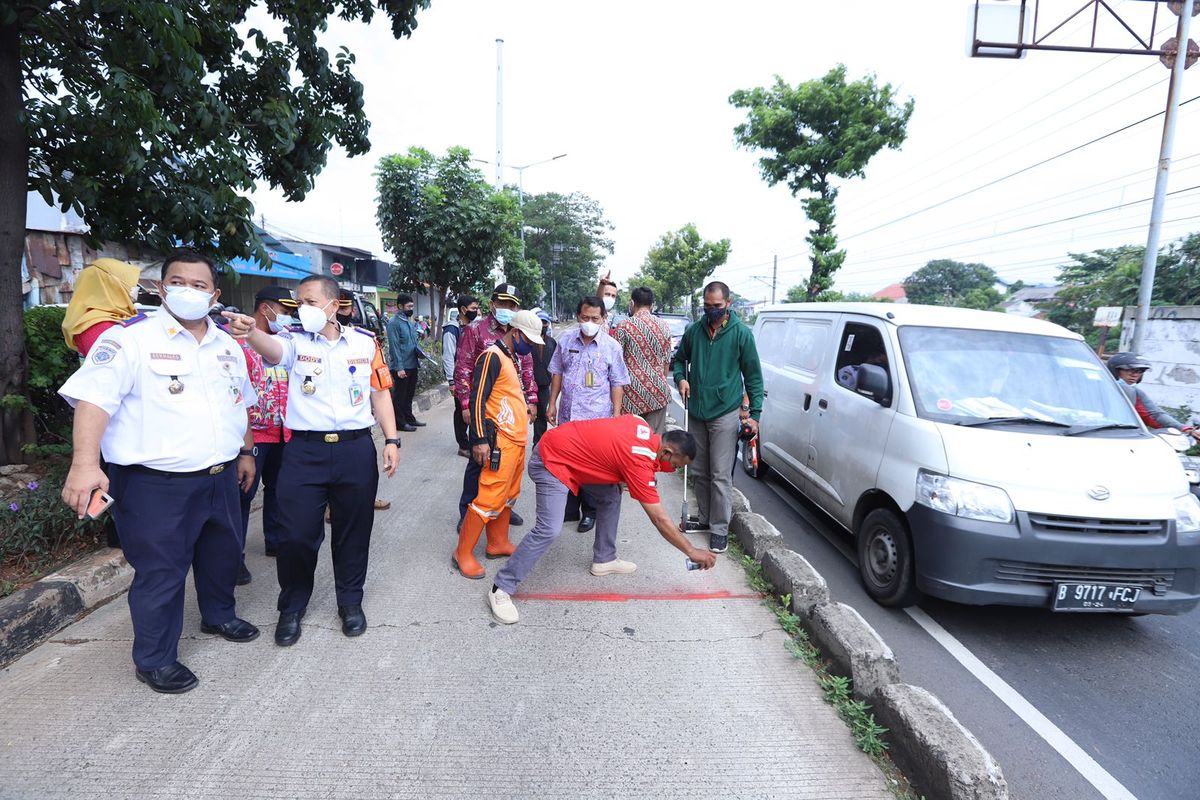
[{"xmin": 857, "ymin": 509, "xmax": 920, "ymax": 608}]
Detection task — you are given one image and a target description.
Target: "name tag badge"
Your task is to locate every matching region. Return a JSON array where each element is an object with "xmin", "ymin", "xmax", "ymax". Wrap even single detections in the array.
[
  {"xmin": 584, "ymin": 370, "xmax": 595, "ymax": 388},
  {"xmin": 349, "ymin": 383, "xmax": 365, "ymax": 406},
  {"xmin": 230, "ymin": 383, "xmax": 244, "ymax": 405}
]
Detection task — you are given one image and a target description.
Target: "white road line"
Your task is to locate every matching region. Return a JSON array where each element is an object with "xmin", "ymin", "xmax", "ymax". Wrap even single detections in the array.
[{"xmin": 904, "ymin": 606, "xmax": 1138, "ymax": 800}]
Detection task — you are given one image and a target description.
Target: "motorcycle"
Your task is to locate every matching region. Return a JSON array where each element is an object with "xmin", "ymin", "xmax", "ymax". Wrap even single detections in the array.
[{"xmin": 1156, "ymin": 428, "xmax": 1200, "ymax": 499}]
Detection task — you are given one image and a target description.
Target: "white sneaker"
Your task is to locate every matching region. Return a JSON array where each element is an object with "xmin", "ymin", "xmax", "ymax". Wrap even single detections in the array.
[
  {"xmin": 487, "ymin": 587, "xmax": 519, "ymax": 624},
  {"xmin": 590, "ymin": 559, "xmax": 638, "ymax": 577}
]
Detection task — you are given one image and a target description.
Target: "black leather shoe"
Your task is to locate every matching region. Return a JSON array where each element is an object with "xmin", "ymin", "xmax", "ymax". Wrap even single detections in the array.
[
  {"xmin": 236, "ymin": 563, "xmax": 252, "ymax": 585},
  {"xmin": 400, "ymin": 423, "xmax": 418, "ymax": 432},
  {"xmin": 407, "ymin": 419, "xmax": 427, "ymax": 427},
  {"xmin": 200, "ymin": 617, "xmax": 260, "ymax": 643},
  {"xmin": 338, "ymin": 604, "xmax": 367, "ymax": 637},
  {"xmin": 578, "ymin": 515, "xmax": 596, "ymax": 533},
  {"xmin": 135, "ymin": 661, "xmax": 198, "ymax": 694},
  {"xmin": 510, "ymin": 510, "xmax": 524, "ymax": 526},
  {"xmin": 275, "ymin": 610, "xmax": 305, "ymax": 647}
]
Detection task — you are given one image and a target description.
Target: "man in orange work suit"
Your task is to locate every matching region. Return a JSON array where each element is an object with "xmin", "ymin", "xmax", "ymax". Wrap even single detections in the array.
[{"xmin": 452, "ymin": 309, "xmax": 544, "ymax": 578}]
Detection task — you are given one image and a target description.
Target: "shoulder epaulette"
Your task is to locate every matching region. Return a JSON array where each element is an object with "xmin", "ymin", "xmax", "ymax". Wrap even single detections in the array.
[
  {"xmin": 352, "ymin": 326, "xmax": 377, "ymax": 338},
  {"xmin": 121, "ymin": 312, "xmax": 148, "ymax": 327}
]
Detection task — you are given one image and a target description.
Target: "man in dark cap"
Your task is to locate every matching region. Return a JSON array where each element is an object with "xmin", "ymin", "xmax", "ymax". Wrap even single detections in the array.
[{"xmin": 453, "ymin": 283, "xmax": 538, "ymax": 529}]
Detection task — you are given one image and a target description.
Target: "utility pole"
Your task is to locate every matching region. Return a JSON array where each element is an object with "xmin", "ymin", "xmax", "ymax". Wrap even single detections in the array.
[
  {"xmin": 772, "ymin": 254, "xmax": 777, "ymax": 304},
  {"xmin": 494, "ymin": 38, "xmax": 504, "ymax": 191},
  {"xmin": 1133, "ymin": 3, "xmax": 1195, "ymax": 353}
]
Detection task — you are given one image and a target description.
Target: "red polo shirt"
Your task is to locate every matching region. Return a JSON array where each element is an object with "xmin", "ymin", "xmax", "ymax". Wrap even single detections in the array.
[{"xmin": 537, "ymin": 415, "xmax": 669, "ymax": 504}]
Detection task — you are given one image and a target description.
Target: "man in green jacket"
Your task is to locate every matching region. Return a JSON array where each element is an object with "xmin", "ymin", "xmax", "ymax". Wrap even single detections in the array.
[{"xmin": 671, "ymin": 281, "xmax": 764, "ymax": 553}]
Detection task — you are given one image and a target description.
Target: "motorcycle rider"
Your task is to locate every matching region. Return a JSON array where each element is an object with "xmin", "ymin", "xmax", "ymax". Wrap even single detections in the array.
[{"xmin": 1108, "ymin": 352, "xmax": 1200, "ymax": 442}]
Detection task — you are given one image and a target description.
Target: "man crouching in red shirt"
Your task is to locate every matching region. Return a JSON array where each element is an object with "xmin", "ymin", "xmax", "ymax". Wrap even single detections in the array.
[{"xmin": 487, "ymin": 415, "xmax": 717, "ymax": 623}]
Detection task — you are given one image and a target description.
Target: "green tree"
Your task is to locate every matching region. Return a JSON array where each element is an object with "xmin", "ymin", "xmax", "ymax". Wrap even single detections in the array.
[
  {"xmin": 376, "ymin": 146, "xmax": 522, "ymax": 333},
  {"xmin": 903, "ymin": 259, "xmax": 1002, "ymax": 309},
  {"xmin": 0, "ymin": 1, "xmax": 428, "ymax": 463},
  {"xmin": 520, "ymin": 192, "xmax": 614, "ymax": 318},
  {"xmin": 730, "ymin": 66, "xmax": 913, "ymax": 301},
  {"xmin": 642, "ymin": 223, "xmax": 731, "ymax": 314}
]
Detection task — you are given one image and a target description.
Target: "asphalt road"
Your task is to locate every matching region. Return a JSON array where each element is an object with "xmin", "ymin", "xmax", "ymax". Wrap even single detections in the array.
[{"xmin": 708, "ymin": 409, "xmax": 1200, "ymax": 800}]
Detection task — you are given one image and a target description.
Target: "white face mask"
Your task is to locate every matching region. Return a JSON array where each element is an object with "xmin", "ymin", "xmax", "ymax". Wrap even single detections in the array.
[
  {"xmin": 128, "ymin": 285, "xmax": 140, "ymax": 302},
  {"xmin": 267, "ymin": 311, "xmax": 294, "ymax": 334},
  {"xmin": 602, "ymin": 296, "xmax": 616, "ymax": 312},
  {"xmin": 164, "ymin": 285, "xmax": 214, "ymax": 321},
  {"xmin": 298, "ymin": 301, "xmax": 333, "ymax": 333},
  {"xmin": 579, "ymin": 321, "xmax": 601, "ymax": 338}
]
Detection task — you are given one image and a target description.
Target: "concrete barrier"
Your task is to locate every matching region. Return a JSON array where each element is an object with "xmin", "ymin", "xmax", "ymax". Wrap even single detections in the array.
[
  {"xmin": 44, "ymin": 548, "xmax": 131, "ymax": 608},
  {"xmin": 730, "ymin": 487, "xmax": 750, "ymax": 515},
  {"xmin": 807, "ymin": 602, "xmax": 901, "ymax": 700},
  {"xmin": 874, "ymin": 684, "xmax": 1009, "ymax": 800},
  {"xmin": 761, "ymin": 548, "xmax": 829, "ymax": 615},
  {"xmin": 0, "ymin": 582, "xmax": 85, "ymax": 667},
  {"xmin": 729, "ymin": 511, "xmax": 784, "ymax": 560}
]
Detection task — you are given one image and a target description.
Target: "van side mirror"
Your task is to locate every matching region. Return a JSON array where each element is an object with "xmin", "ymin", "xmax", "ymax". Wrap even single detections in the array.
[{"xmin": 855, "ymin": 364, "xmax": 891, "ymax": 406}]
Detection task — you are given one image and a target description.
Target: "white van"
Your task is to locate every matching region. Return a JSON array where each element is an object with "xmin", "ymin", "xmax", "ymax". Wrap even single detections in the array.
[{"xmin": 747, "ymin": 303, "xmax": 1200, "ymax": 615}]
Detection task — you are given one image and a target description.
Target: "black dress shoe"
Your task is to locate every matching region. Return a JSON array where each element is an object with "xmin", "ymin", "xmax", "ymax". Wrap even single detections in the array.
[
  {"xmin": 578, "ymin": 515, "xmax": 596, "ymax": 533},
  {"xmin": 510, "ymin": 510, "xmax": 524, "ymax": 526},
  {"xmin": 200, "ymin": 617, "xmax": 260, "ymax": 643},
  {"xmin": 275, "ymin": 610, "xmax": 305, "ymax": 647},
  {"xmin": 407, "ymin": 419, "xmax": 427, "ymax": 427},
  {"xmin": 135, "ymin": 661, "xmax": 198, "ymax": 694},
  {"xmin": 338, "ymin": 604, "xmax": 367, "ymax": 637},
  {"xmin": 400, "ymin": 424, "xmax": 418, "ymax": 432},
  {"xmin": 236, "ymin": 563, "xmax": 252, "ymax": 585}
]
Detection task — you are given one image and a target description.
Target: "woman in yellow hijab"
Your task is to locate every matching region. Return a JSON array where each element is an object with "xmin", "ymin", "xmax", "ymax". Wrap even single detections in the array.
[{"xmin": 62, "ymin": 258, "xmax": 143, "ymax": 356}]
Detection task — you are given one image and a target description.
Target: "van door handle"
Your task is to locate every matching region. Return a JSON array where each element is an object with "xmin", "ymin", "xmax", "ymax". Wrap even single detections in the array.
[{"xmin": 818, "ymin": 398, "xmax": 828, "ymax": 410}]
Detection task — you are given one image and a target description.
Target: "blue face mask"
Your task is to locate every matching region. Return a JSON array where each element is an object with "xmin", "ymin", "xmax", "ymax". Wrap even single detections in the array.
[
  {"xmin": 513, "ymin": 334, "xmax": 534, "ymax": 356},
  {"xmin": 494, "ymin": 307, "xmax": 516, "ymax": 326},
  {"xmin": 705, "ymin": 306, "xmax": 729, "ymax": 323}
]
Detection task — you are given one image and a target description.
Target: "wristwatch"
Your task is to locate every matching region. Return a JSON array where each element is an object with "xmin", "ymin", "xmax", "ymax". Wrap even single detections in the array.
[
  {"xmin": 740, "ymin": 404, "xmax": 750, "ymax": 412},
  {"xmin": 384, "ymin": 437, "xmax": 402, "ymax": 447},
  {"xmin": 239, "ymin": 447, "xmax": 258, "ymax": 458}
]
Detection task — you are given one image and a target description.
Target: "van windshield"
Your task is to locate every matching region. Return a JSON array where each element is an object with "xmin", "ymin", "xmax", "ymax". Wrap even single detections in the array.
[{"xmin": 899, "ymin": 326, "xmax": 1140, "ymax": 429}]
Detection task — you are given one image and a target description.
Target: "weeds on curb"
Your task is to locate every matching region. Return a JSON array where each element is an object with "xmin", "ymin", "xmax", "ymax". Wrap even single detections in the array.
[{"xmin": 728, "ymin": 537, "xmax": 922, "ymax": 800}]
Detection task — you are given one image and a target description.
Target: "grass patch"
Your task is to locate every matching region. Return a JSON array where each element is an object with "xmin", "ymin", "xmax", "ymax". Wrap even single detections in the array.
[{"xmin": 728, "ymin": 537, "xmax": 923, "ymax": 800}]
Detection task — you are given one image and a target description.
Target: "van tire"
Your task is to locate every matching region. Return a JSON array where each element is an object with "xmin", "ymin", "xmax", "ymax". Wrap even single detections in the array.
[
  {"xmin": 741, "ymin": 435, "xmax": 767, "ymax": 479},
  {"xmin": 857, "ymin": 509, "xmax": 920, "ymax": 608}
]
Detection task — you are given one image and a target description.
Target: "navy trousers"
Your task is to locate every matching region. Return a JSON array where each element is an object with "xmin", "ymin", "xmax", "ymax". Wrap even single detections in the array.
[
  {"xmin": 458, "ymin": 455, "xmax": 482, "ymax": 523},
  {"xmin": 107, "ymin": 464, "xmax": 243, "ymax": 671},
  {"xmin": 239, "ymin": 440, "xmax": 285, "ymax": 554},
  {"xmin": 274, "ymin": 435, "xmax": 379, "ymax": 614}
]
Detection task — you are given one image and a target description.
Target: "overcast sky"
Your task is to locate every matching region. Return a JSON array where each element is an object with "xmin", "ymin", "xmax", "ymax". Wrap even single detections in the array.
[{"xmin": 247, "ymin": 0, "xmax": 1200, "ymax": 303}]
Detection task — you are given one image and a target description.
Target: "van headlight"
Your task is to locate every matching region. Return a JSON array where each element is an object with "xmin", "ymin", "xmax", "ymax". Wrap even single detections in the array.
[
  {"xmin": 915, "ymin": 470, "xmax": 1014, "ymax": 524},
  {"xmin": 1172, "ymin": 494, "xmax": 1200, "ymax": 533}
]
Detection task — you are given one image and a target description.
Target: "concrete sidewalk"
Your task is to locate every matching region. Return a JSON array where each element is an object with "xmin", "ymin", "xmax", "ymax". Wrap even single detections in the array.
[{"xmin": 0, "ymin": 398, "xmax": 892, "ymax": 800}]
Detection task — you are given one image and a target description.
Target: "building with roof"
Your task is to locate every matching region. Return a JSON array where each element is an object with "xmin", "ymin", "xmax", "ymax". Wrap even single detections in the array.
[
  {"xmin": 1001, "ymin": 286, "xmax": 1061, "ymax": 318},
  {"xmin": 871, "ymin": 283, "xmax": 908, "ymax": 303}
]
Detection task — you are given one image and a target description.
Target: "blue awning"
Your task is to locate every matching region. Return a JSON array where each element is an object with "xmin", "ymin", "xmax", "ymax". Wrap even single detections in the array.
[{"xmin": 226, "ymin": 250, "xmax": 312, "ymax": 281}]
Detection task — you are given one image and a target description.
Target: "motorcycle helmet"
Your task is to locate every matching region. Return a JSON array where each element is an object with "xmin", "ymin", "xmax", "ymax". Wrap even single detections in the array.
[{"xmin": 1106, "ymin": 352, "xmax": 1151, "ymax": 380}]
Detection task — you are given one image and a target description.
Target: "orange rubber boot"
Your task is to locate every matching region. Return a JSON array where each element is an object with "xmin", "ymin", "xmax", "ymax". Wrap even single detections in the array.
[
  {"xmin": 453, "ymin": 512, "xmax": 487, "ymax": 579},
  {"xmin": 485, "ymin": 508, "xmax": 516, "ymax": 559}
]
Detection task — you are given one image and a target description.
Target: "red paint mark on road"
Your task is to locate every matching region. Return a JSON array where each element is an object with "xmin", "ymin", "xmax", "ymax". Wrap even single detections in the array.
[{"xmin": 511, "ymin": 590, "xmax": 762, "ymax": 602}]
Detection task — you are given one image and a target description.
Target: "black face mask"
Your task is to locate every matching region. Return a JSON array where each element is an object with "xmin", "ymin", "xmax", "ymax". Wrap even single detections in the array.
[
  {"xmin": 336, "ymin": 313, "xmax": 353, "ymax": 326},
  {"xmin": 402, "ymin": 308, "xmax": 414, "ymax": 318},
  {"xmin": 463, "ymin": 309, "xmax": 478, "ymax": 322}
]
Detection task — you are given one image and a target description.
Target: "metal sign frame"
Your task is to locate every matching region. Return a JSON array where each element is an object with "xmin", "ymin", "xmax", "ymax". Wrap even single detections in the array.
[{"xmin": 972, "ymin": 0, "xmax": 1196, "ymax": 59}]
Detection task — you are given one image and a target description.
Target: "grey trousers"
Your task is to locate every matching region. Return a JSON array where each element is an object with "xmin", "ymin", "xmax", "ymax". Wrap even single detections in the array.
[
  {"xmin": 689, "ymin": 408, "xmax": 741, "ymax": 536},
  {"xmin": 640, "ymin": 406, "xmax": 668, "ymax": 435},
  {"xmin": 494, "ymin": 451, "xmax": 622, "ymax": 594}
]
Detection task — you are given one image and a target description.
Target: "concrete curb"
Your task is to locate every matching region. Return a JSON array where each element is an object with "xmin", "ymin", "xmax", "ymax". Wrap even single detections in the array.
[
  {"xmin": 875, "ymin": 684, "xmax": 1009, "ymax": 800},
  {"xmin": 725, "ymin": 484, "xmax": 1009, "ymax": 799},
  {"xmin": 414, "ymin": 381, "xmax": 451, "ymax": 413}
]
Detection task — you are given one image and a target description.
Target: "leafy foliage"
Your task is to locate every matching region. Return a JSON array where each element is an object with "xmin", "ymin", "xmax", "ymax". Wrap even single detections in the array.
[
  {"xmin": 521, "ymin": 192, "xmax": 615, "ymax": 318},
  {"xmin": 375, "ymin": 146, "xmax": 523, "ymax": 331},
  {"xmin": 731, "ymin": 65, "xmax": 913, "ymax": 301},
  {"xmin": 903, "ymin": 259, "xmax": 1002, "ymax": 309},
  {"xmin": 640, "ymin": 223, "xmax": 731, "ymax": 313},
  {"xmin": 1, "ymin": 468, "xmax": 103, "ymax": 573},
  {"xmin": 22, "ymin": 306, "xmax": 76, "ymax": 445},
  {"xmin": 0, "ymin": 1, "xmax": 430, "ymax": 463},
  {"xmin": 786, "ymin": 286, "xmax": 889, "ymax": 303}
]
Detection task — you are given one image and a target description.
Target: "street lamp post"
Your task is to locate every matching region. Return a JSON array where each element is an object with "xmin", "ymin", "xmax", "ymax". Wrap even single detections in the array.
[{"xmin": 474, "ymin": 153, "xmax": 567, "ymax": 257}]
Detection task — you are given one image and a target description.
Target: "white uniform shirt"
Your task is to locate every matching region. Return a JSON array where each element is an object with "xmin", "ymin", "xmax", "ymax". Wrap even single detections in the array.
[
  {"xmin": 58, "ymin": 310, "xmax": 255, "ymax": 472},
  {"xmin": 271, "ymin": 325, "xmax": 380, "ymax": 432}
]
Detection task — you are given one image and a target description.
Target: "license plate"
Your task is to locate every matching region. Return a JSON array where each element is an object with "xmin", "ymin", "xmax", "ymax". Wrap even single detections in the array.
[{"xmin": 1053, "ymin": 583, "xmax": 1141, "ymax": 612}]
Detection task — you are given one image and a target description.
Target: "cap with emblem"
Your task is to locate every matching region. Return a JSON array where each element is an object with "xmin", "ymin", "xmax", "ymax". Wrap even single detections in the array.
[
  {"xmin": 491, "ymin": 283, "xmax": 521, "ymax": 307},
  {"xmin": 254, "ymin": 285, "xmax": 298, "ymax": 309}
]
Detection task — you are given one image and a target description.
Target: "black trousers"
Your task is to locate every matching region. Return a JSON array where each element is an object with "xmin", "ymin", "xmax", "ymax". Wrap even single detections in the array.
[
  {"xmin": 392, "ymin": 365, "xmax": 419, "ymax": 425},
  {"xmin": 452, "ymin": 388, "xmax": 469, "ymax": 448},
  {"xmin": 274, "ymin": 435, "xmax": 379, "ymax": 613},
  {"xmin": 533, "ymin": 383, "xmax": 550, "ymax": 444}
]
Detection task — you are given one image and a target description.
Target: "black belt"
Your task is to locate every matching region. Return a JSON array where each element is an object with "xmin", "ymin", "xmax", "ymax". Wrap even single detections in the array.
[
  {"xmin": 123, "ymin": 459, "xmax": 236, "ymax": 478},
  {"xmin": 291, "ymin": 428, "xmax": 371, "ymax": 443}
]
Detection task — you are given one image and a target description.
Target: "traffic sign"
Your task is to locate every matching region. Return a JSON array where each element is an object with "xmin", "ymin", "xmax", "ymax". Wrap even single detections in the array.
[{"xmin": 330, "ymin": 262, "xmax": 344, "ymax": 276}]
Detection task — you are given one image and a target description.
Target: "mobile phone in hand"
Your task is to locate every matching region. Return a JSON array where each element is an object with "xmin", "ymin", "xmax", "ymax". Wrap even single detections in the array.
[{"xmin": 86, "ymin": 488, "xmax": 115, "ymax": 519}]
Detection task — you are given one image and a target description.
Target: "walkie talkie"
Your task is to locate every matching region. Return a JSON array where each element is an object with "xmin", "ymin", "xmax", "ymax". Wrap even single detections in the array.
[{"xmin": 485, "ymin": 420, "xmax": 501, "ymax": 471}]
